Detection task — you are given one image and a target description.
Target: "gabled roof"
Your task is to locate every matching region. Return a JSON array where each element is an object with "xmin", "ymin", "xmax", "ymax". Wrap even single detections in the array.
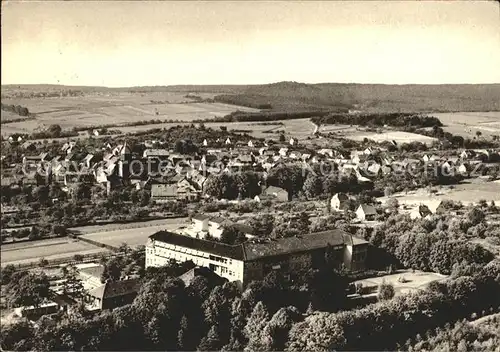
[
  {"xmin": 149, "ymin": 229, "xmax": 364, "ymax": 262},
  {"xmin": 192, "ymin": 213, "xmax": 210, "ymax": 221},
  {"xmin": 331, "ymin": 193, "xmax": 349, "ymax": 201},
  {"xmin": 357, "ymin": 204, "xmax": 377, "ymax": 215},
  {"xmin": 151, "ymin": 183, "xmax": 177, "ymax": 197},
  {"xmin": 150, "ymin": 231, "xmax": 246, "ymax": 260},
  {"xmin": 144, "ymin": 149, "xmax": 170, "ymax": 157},
  {"xmin": 262, "ymin": 185, "xmax": 288, "ymax": 195},
  {"xmin": 242, "ymin": 230, "xmax": 360, "ymax": 261},
  {"xmin": 88, "ymin": 278, "xmax": 141, "ymax": 300},
  {"xmin": 80, "ymin": 265, "xmax": 104, "ymax": 279}
]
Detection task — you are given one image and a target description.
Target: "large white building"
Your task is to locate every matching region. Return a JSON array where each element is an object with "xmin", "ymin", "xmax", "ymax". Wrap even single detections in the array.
[{"xmin": 146, "ymin": 229, "xmax": 368, "ymax": 288}]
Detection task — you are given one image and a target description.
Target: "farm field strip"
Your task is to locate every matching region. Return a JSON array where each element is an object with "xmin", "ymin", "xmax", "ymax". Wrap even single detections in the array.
[
  {"xmin": 0, "ymin": 238, "xmax": 109, "ymax": 267},
  {"xmin": 378, "ymin": 179, "xmax": 500, "ymax": 207},
  {"xmin": 0, "ymin": 93, "xmax": 260, "ymax": 135}
]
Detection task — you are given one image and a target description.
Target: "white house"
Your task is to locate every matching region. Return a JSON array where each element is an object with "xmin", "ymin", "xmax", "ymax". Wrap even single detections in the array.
[
  {"xmin": 279, "ymin": 148, "xmax": 289, "ymax": 157},
  {"xmin": 330, "ymin": 193, "xmax": 350, "ymax": 211},
  {"xmin": 356, "ymin": 204, "xmax": 377, "ymax": 221}
]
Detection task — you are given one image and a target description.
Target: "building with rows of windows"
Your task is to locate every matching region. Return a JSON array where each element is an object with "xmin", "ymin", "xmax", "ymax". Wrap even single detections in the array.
[{"xmin": 146, "ymin": 229, "xmax": 368, "ymax": 288}]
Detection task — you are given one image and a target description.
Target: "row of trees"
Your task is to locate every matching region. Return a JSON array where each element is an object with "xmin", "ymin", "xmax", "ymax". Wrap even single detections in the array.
[
  {"xmin": 369, "ymin": 206, "xmax": 496, "ymax": 274},
  {"xmin": 201, "ymin": 110, "xmax": 331, "ymax": 124},
  {"xmin": 1, "ymin": 103, "xmax": 30, "ymax": 117},
  {"xmin": 287, "ymin": 260, "xmax": 500, "ymax": 351},
  {"xmin": 204, "ymin": 172, "xmax": 262, "ymax": 200},
  {"xmin": 0, "ymin": 262, "xmax": 350, "ymax": 351},
  {"xmin": 402, "ymin": 316, "xmax": 500, "ymax": 351},
  {"xmin": 2, "ymin": 257, "xmax": 499, "ymax": 351},
  {"xmin": 311, "ymin": 112, "xmax": 443, "ymax": 128}
]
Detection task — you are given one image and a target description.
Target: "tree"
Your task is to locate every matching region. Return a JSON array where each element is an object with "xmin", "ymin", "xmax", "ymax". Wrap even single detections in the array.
[
  {"xmin": 384, "ymin": 186, "xmax": 394, "ymax": 197},
  {"xmin": 0, "ymin": 320, "xmax": 35, "ymax": 351},
  {"xmin": 302, "ymin": 173, "xmax": 323, "ymax": 199},
  {"xmin": 244, "ymin": 301, "xmax": 270, "ymax": 351},
  {"xmin": 475, "ymin": 131, "xmax": 482, "ymax": 138},
  {"xmin": 260, "ymin": 306, "xmax": 302, "ymax": 351},
  {"xmin": 32, "ymin": 186, "xmax": 49, "ymax": 204},
  {"xmin": 221, "ymin": 225, "xmax": 247, "ymax": 245},
  {"xmin": 378, "ymin": 281, "xmax": 395, "ymax": 301},
  {"xmin": 467, "ymin": 207, "xmax": 485, "ymax": 226},
  {"xmin": 198, "ymin": 325, "xmax": 222, "ymax": 351},
  {"xmin": 247, "ymin": 214, "xmax": 274, "ymax": 237},
  {"xmin": 1, "ymin": 264, "xmax": 16, "ymax": 285},
  {"xmin": 73, "ymin": 183, "xmax": 91, "ymax": 201},
  {"xmin": 61, "ymin": 264, "xmax": 84, "ymax": 299},
  {"xmin": 204, "ymin": 174, "xmax": 238, "ymax": 200},
  {"xmin": 279, "ymin": 134, "xmax": 286, "ymax": 143},
  {"xmin": 101, "ymin": 257, "xmax": 124, "ymax": 282},
  {"xmin": 6, "ymin": 271, "xmax": 50, "ymax": 308},
  {"xmin": 48, "ymin": 124, "xmax": 62, "ymax": 138}
]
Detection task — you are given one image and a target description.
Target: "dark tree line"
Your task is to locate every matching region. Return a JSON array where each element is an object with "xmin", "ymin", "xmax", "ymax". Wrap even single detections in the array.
[
  {"xmin": 0, "ymin": 264, "xmax": 349, "ymax": 351},
  {"xmin": 1, "ymin": 103, "xmax": 30, "ymax": 117},
  {"xmin": 204, "ymin": 172, "xmax": 261, "ymax": 200},
  {"xmin": 369, "ymin": 207, "xmax": 495, "ymax": 274},
  {"xmin": 312, "ymin": 112, "xmax": 443, "ymax": 128}
]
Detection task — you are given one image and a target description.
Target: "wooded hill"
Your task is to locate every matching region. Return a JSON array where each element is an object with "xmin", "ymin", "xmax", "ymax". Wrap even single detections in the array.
[{"xmin": 3, "ymin": 82, "xmax": 500, "ymax": 112}]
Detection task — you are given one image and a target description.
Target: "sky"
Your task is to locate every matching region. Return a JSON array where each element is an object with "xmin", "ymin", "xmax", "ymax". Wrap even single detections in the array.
[{"xmin": 2, "ymin": 1, "xmax": 500, "ymax": 87}]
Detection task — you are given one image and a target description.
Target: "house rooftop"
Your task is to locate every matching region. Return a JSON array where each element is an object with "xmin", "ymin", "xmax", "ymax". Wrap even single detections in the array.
[
  {"xmin": 80, "ymin": 265, "xmax": 104, "ymax": 279},
  {"xmin": 192, "ymin": 213, "xmax": 210, "ymax": 221},
  {"xmin": 150, "ymin": 231, "xmax": 246, "ymax": 260},
  {"xmin": 87, "ymin": 278, "xmax": 141, "ymax": 300},
  {"xmin": 263, "ymin": 185, "xmax": 288, "ymax": 194},
  {"xmin": 243, "ymin": 229, "xmax": 358, "ymax": 261},
  {"xmin": 358, "ymin": 204, "xmax": 377, "ymax": 215}
]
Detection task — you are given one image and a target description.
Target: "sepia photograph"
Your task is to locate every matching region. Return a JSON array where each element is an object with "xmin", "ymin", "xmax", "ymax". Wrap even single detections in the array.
[{"xmin": 1, "ymin": 0, "xmax": 500, "ymax": 350}]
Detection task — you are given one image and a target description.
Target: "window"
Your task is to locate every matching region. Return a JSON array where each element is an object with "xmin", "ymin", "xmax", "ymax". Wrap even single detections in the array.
[
  {"xmin": 209, "ymin": 255, "xmax": 228, "ymax": 264},
  {"xmin": 221, "ymin": 267, "xmax": 228, "ymax": 274}
]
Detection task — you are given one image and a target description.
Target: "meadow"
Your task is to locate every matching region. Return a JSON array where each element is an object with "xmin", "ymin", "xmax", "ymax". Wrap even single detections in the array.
[
  {"xmin": 378, "ymin": 178, "xmax": 500, "ymax": 207},
  {"xmin": 431, "ymin": 111, "xmax": 500, "ymax": 138},
  {"xmin": 0, "ymin": 92, "xmax": 259, "ymax": 136}
]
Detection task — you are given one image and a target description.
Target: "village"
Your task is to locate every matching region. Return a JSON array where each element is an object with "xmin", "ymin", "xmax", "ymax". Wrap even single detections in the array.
[
  {"xmin": 2, "ymin": 0, "xmax": 500, "ymax": 347},
  {"xmin": 2, "ymin": 117, "xmax": 500, "ymax": 327}
]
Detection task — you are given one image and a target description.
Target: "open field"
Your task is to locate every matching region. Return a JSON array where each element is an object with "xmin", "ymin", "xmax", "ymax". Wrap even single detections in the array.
[
  {"xmin": 71, "ymin": 217, "xmax": 189, "ymax": 235},
  {"xmin": 431, "ymin": 111, "xmax": 500, "ymax": 139},
  {"xmin": 378, "ymin": 178, "xmax": 500, "ymax": 208},
  {"xmin": 319, "ymin": 124, "xmax": 438, "ymax": 145},
  {"xmin": 354, "ymin": 270, "xmax": 448, "ymax": 297},
  {"xmin": 346, "ymin": 130, "xmax": 438, "ymax": 145},
  {"xmin": 0, "ymin": 218, "xmax": 188, "ymax": 267},
  {"xmin": 0, "ymin": 237, "xmax": 109, "ymax": 267},
  {"xmin": 0, "ymin": 93, "xmax": 259, "ymax": 135},
  {"xmin": 74, "ymin": 217, "xmax": 188, "ymax": 248},
  {"xmin": 79, "ymin": 224, "xmax": 182, "ymax": 248}
]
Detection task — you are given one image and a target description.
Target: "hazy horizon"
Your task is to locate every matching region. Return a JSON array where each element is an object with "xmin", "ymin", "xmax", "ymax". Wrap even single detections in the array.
[{"xmin": 2, "ymin": 1, "xmax": 500, "ymax": 87}]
